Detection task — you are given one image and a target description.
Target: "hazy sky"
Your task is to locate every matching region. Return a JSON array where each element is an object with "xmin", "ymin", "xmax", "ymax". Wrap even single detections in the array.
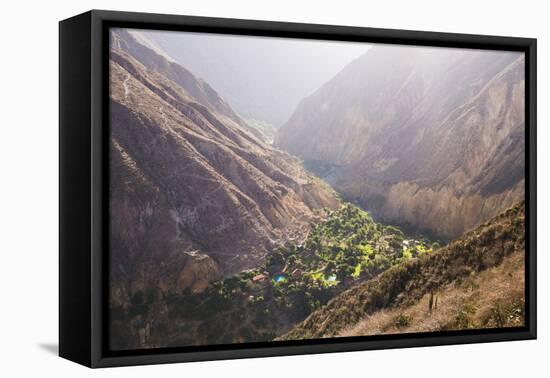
[{"xmin": 133, "ymin": 29, "xmax": 370, "ymax": 126}]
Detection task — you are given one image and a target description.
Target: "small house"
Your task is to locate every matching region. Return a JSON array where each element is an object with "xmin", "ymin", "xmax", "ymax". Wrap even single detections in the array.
[{"xmin": 252, "ymin": 274, "xmax": 267, "ymax": 282}]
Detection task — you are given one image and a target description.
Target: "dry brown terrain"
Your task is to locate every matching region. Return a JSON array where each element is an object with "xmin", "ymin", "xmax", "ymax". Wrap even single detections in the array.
[
  {"xmin": 108, "ymin": 29, "xmax": 339, "ymax": 350},
  {"xmin": 339, "ymin": 250, "xmax": 524, "ymax": 336}
]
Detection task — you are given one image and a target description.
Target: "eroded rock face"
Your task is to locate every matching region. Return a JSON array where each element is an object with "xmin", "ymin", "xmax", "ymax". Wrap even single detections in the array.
[
  {"xmin": 276, "ymin": 45, "xmax": 525, "ymax": 239},
  {"xmin": 176, "ymin": 252, "xmax": 221, "ymax": 293},
  {"xmin": 108, "ymin": 29, "xmax": 339, "ymax": 311}
]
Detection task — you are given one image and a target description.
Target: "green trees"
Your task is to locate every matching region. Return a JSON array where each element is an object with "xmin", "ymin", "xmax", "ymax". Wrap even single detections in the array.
[{"xmin": 289, "ymin": 202, "xmax": 435, "ymax": 285}]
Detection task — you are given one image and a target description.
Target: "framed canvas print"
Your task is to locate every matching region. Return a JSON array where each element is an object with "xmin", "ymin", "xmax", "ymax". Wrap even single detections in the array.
[{"xmin": 59, "ymin": 10, "xmax": 537, "ymax": 368}]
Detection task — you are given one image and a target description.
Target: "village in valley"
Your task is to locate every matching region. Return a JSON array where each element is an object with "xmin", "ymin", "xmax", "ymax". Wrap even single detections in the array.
[
  {"xmin": 165, "ymin": 203, "xmax": 439, "ymax": 343},
  {"xmin": 237, "ymin": 203, "xmax": 436, "ymax": 305}
]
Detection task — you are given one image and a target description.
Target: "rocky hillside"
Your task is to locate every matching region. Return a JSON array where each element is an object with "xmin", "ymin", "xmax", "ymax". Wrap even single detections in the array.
[
  {"xmin": 108, "ymin": 29, "xmax": 340, "ymax": 349},
  {"xmin": 279, "ymin": 201, "xmax": 525, "ymax": 340},
  {"xmin": 276, "ymin": 45, "xmax": 525, "ymax": 239},
  {"xmin": 111, "ymin": 29, "xmax": 243, "ymax": 127}
]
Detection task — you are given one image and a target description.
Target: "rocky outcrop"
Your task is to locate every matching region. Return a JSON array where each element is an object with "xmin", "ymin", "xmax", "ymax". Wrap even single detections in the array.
[
  {"xmin": 176, "ymin": 252, "xmax": 221, "ymax": 293},
  {"xmin": 276, "ymin": 45, "xmax": 525, "ymax": 239}
]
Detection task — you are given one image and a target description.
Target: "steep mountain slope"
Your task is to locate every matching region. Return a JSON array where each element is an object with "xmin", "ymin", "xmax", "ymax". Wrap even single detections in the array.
[
  {"xmin": 276, "ymin": 45, "xmax": 525, "ymax": 239},
  {"xmin": 279, "ymin": 201, "xmax": 525, "ymax": 340},
  {"xmin": 108, "ymin": 30, "xmax": 340, "ymax": 349},
  {"xmin": 132, "ymin": 29, "xmax": 368, "ymax": 126},
  {"xmin": 339, "ymin": 250, "xmax": 524, "ymax": 336},
  {"xmin": 111, "ymin": 29, "xmax": 242, "ymax": 126}
]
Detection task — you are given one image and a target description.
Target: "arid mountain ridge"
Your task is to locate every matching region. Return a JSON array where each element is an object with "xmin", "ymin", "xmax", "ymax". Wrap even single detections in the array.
[
  {"xmin": 108, "ymin": 28, "xmax": 339, "ymax": 316},
  {"xmin": 276, "ymin": 45, "xmax": 525, "ymax": 239}
]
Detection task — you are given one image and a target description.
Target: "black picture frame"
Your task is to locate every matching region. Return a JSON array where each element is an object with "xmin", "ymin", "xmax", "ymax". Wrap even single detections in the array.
[{"xmin": 59, "ymin": 9, "xmax": 537, "ymax": 368}]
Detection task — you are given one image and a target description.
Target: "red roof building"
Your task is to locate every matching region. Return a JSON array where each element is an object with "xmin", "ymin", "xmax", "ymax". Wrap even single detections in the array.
[{"xmin": 252, "ymin": 274, "xmax": 267, "ymax": 282}]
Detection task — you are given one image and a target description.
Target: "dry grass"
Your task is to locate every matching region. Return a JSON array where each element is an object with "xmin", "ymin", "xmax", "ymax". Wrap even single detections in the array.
[
  {"xmin": 279, "ymin": 201, "xmax": 525, "ymax": 340},
  {"xmin": 339, "ymin": 250, "xmax": 525, "ymax": 336}
]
